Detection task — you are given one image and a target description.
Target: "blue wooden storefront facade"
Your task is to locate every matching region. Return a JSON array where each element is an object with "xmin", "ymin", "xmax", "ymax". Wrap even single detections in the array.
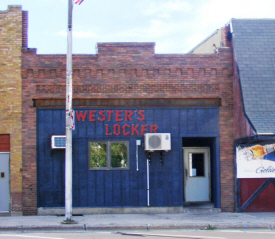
[{"xmin": 37, "ymin": 107, "xmax": 221, "ymax": 209}]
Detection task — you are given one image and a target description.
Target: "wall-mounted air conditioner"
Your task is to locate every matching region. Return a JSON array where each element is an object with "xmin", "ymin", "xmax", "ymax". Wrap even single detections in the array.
[
  {"xmin": 51, "ymin": 135, "xmax": 66, "ymax": 149},
  {"xmin": 144, "ymin": 133, "xmax": 171, "ymax": 151}
]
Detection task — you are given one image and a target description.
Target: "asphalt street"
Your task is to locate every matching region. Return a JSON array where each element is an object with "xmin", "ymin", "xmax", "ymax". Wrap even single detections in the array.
[{"xmin": 1, "ymin": 230, "xmax": 275, "ymax": 239}]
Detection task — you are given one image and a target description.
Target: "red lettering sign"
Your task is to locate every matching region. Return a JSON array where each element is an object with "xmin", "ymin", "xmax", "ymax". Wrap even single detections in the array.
[
  {"xmin": 125, "ymin": 110, "xmax": 133, "ymax": 121},
  {"xmin": 76, "ymin": 109, "xmax": 159, "ymax": 136},
  {"xmin": 98, "ymin": 110, "xmax": 106, "ymax": 121},
  {"xmin": 137, "ymin": 110, "xmax": 145, "ymax": 121},
  {"xmin": 131, "ymin": 125, "xmax": 139, "ymax": 135},
  {"xmin": 141, "ymin": 125, "xmax": 148, "ymax": 135},
  {"xmin": 115, "ymin": 110, "xmax": 123, "ymax": 122},
  {"xmin": 75, "ymin": 111, "xmax": 87, "ymax": 121},
  {"xmin": 107, "ymin": 110, "xmax": 114, "ymax": 121},
  {"xmin": 105, "ymin": 124, "xmax": 112, "ymax": 135},
  {"xmin": 150, "ymin": 124, "xmax": 158, "ymax": 133},
  {"xmin": 89, "ymin": 110, "xmax": 96, "ymax": 122},
  {"xmin": 122, "ymin": 124, "xmax": 130, "ymax": 135},
  {"xmin": 113, "ymin": 124, "xmax": 121, "ymax": 136}
]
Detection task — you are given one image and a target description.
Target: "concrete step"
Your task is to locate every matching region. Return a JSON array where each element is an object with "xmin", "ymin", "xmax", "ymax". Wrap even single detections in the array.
[{"xmin": 182, "ymin": 207, "xmax": 221, "ymax": 213}]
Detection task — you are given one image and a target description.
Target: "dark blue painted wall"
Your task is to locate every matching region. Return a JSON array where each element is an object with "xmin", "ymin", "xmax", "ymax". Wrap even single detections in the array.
[{"xmin": 37, "ymin": 107, "xmax": 219, "ymax": 208}]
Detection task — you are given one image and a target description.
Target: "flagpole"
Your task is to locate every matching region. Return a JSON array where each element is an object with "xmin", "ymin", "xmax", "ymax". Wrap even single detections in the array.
[{"xmin": 63, "ymin": 0, "xmax": 75, "ymax": 224}]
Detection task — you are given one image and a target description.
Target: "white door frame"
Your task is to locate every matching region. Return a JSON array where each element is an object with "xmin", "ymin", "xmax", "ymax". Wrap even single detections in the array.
[
  {"xmin": 0, "ymin": 152, "xmax": 10, "ymax": 212},
  {"xmin": 183, "ymin": 147, "xmax": 211, "ymax": 202}
]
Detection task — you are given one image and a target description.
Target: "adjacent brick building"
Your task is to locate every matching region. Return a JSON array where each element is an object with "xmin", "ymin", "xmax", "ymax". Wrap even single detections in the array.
[
  {"xmin": 0, "ymin": 6, "xmax": 24, "ymax": 215},
  {"xmin": 195, "ymin": 20, "xmax": 275, "ymax": 212}
]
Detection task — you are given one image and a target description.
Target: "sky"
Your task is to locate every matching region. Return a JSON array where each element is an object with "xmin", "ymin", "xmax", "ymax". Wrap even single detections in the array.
[{"xmin": 1, "ymin": 0, "xmax": 275, "ymax": 54}]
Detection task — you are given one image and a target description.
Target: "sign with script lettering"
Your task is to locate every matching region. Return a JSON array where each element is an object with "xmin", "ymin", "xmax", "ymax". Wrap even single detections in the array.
[{"xmin": 236, "ymin": 143, "xmax": 275, "ymax": 178}]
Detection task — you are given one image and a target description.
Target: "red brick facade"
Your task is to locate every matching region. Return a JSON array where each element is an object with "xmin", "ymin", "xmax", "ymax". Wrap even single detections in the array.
[{"xmin": 22, "ymin": 41, "xmax": 235, "ymax": 214}]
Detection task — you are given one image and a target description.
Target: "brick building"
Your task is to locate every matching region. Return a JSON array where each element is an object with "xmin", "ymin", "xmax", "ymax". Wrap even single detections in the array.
[
  {"xmin": 193, "ymin": 20, "xmax": 275, "ymax": 212},
  {"xmin": 0, "ymin": 6, "xmax": 25, "ymax": 215},
  {"xmin": 1, "ymin": 5, "xmax": 240, "ymax": 216}
]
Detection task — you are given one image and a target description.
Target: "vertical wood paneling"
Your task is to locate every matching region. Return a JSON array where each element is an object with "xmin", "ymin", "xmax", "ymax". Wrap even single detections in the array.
[
  {"xmin": 163, "ymin": 150, "xmax": 173, "ymax": 206},
  {"xmin": 86, "ymin": 111, "xmax": 95, "ymax": 138},
  {"xmin": 53, "ymin": 110, "xmax": 63, "ymax": 135},
  {"xmin": 129, "ymin": 170, "xmax": 139, "ymax": 206},
  {"xmin": 95, "ymin": 171, "xmax": 105, "ymax": 206},
  {"xmin": 138, "ymin": 171, "xmax": 147, "ymax": 206},
  {"xmin": 154, "ymin": 110, "xmax": 163, "ymax": 132},
  {"xmin": 37, "ymin": 107, "xmax": 219, "ymax": 208},
  {"xmin": 156, "ymin": 171, "xmax": 164, "ymax": 206},
  {"xmin": 105, "ymin": 171, "xmax": 113, "ymax": 206},
  {"xmin": 53, "ymin": 150, "xmax": 65, "ymax": 207},
  {"xmin": 112, "ymin": 171, "xmax": 121, "ymax": 206},
  {"xmin": 149, "ymin": 171, "xmax": 156, "ymax": 206},
  {"xmin": 179, "ymin": 110, "xmax": 188, "ymax": 135},
  {"xmin": 87, "ymin": 170, "xmax": 96, "ymax": 206},
  {"xmin": 171, "ymin": 109, "xmax": 179, "ymax": 136},
  {"xmin": 121, "ymin": 171, "xmax": 130, "ymax": 206},
  {"xmin": 77, "ymin": 138, "xmax": 88, "ymax": 207},
  {"xmin": 96, "ymin": 118, "xmax": 105, "ymax": 138},
  {"xmin": 163, "ymin": 109, "xmax": 171, "ymax": 133},
  {"xmin": 196, "ymin": 108, "xmax": 207, "ymax": 133},
  {"xmin": 44, "ymin": 110, "xmax": 53, "ymax": 138},
  {"xmin": 77, "ymin": 111, "xmax": 87, "ymax": 138},
  {"xmin": 187, "ymin": 109, "xmax": 196, "ymax": 133},
  {"xmin": 72, "ymin": 139, "xmax": 79, "ymax": 206}
]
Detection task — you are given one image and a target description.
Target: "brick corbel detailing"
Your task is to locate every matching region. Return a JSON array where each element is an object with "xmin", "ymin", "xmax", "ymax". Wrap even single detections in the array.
[
  {"xmin": 26, "ymin": 67, "xmax": 220, "ymax": 80},
  {"xmin": 22, "ymin": 42, "xmax": 235, "ymax": 214}
]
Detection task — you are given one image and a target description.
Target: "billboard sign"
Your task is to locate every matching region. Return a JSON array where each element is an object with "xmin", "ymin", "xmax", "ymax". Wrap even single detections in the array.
[{"xmin": 236, "ymin": 143, "xmax": 275, "ymax": 178}]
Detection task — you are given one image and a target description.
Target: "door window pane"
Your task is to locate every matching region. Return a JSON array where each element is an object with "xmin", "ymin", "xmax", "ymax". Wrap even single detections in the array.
[
  {"xmin": 111, "ymin": 142, "xmax": 128, "ymax": 168},
  {"xmin": 89, "ymin": 142, "xmax": 107, "ymax": 168},
  {"xmin": 189, "ymin": 153, "xmax": 205, "ymax": 177}
]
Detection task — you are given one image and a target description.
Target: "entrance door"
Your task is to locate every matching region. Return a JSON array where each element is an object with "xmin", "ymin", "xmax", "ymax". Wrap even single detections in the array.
[
  {"xmin": 0, "ymin": 153, "xmax": 10, "ymax": 211},
  {"xmin": 183, "ymin": 147, "xmax": 210, "ymax": 202}
]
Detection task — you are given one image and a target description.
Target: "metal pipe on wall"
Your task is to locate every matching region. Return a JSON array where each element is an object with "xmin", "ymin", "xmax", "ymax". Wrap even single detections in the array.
[{"xmin": 147, "ymin": 158, "xmax": 150, "ymax": 207}]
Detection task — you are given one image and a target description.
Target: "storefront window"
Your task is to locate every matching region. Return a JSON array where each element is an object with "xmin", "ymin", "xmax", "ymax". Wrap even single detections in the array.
[
  {"xmin": 89, "ymin": 142, "xmax": 107, "ymax": 168},
  {"xmin": 111, "ymin": 142, "xmax": 128, "ymax": 168},
  {"xmin": 89, "ymin": 141, "xmax": 129, "ymax": 170}
]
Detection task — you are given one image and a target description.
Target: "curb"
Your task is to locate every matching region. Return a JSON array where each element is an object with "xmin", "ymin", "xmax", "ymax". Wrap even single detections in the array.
[{"xmin": 0, "ymin": 223, "xmax": 275, "ymax": 232}]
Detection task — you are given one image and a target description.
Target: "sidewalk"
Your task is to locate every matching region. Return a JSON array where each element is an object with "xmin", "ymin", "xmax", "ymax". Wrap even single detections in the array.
[{"xmin": 1, "ymin": 212, "xmax": 275, "ymax": 232}]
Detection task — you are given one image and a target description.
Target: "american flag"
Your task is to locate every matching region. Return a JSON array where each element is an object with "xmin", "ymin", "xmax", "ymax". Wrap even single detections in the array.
[{"xmin": 74, "ymin": 0, "xmax": 84, "ymax": 5}]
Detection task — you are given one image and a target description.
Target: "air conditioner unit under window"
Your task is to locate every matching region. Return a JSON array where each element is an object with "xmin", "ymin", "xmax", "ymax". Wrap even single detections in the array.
[
  {"xmin": 144, "ymin": 133, "xmax": 171, "ymax": 151},
  {"xmin": 51, "ymin": 135, "xmax": 66, "ymax": 149}
]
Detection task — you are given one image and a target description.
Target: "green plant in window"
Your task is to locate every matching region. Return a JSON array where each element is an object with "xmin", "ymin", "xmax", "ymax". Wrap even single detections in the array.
[
  {"xmin": 90, "ymin": 142, "xmax": 107, "ymax": 168},
  {"xmin": 111, "ymin": 143, "xmax": 127, "ymax": 168}
]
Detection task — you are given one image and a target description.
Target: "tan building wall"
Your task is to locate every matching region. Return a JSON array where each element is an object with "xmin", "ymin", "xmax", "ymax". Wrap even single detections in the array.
[
  {"xmin": 0, "ymin": 5, "xmax": 23, "ymax": 214},
  {"xmin": 189, "ymin": 28, "xmax": 222, "ymax": 54}
]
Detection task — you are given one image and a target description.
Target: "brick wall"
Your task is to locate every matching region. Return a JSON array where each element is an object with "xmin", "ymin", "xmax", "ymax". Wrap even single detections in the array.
[
  {"xmin": 0, "ymin": 6, "xmax": 23, "ymax": 213},
  {"xmin": 222, "ymin": 25, "xmax": 233, "ymax": 48},
  {"xmin": 22, "ymin": 42, "xmax": 235, "ymax": 213},
  {"xmin": 222, "ymin": 25, "xmax": 253, "ymax": 139}
]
